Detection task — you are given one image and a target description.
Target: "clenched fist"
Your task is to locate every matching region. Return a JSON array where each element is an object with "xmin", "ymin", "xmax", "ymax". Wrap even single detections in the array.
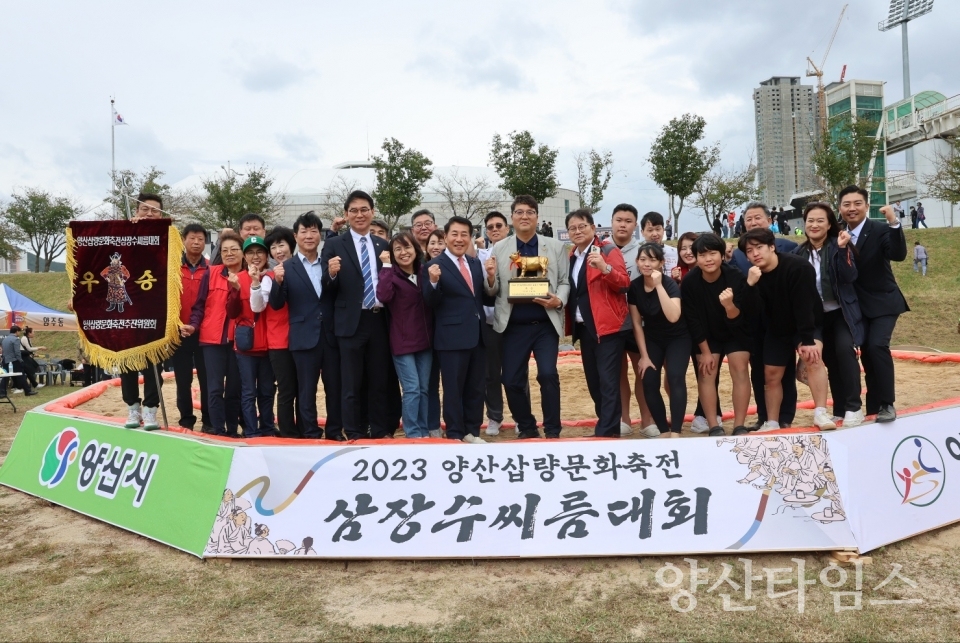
[
  {"xmin": 248, "ymin": 264, "xmax": 261, "ymax": 284},
  {"xmin": 428, "ymin": 264, "xmax": 442, "ymax": 284},
  {"xmin": 328, "ymin": 256, "xmax": 341, "ymax": 277},
  {"xmin": 331, "ymin": 217, "xmax": 346, "ymax": 232},
  {"xmin": 837, "ymin": 230, "xmax": 851, "ymax": 248},
  {"xmin": 379, "ymin": 250, "xmax": 391, "ymax": 264},
  {"xmin": 718, "ymin": 287, "xmax": 735, "ymax": 309},
  {"xmin": 670, "ymin": 266, "xmax": 682, "ymax": 281},
  {"xmin": 227, "ymin": 272, "xmax": 241, "ymax": 290},
  {"xmin": 649, "ymin": 270, "xmax": 663, "ymax": 288},
  {"xmin": 880, "ymin": 205, "xmax": 897, "ymax": 225},
  {"xmin": 273, "ymin": 262, "xmax": 285, "ymax": 283},
  {"xmin": 485, "ymin": 256, "xmax": 497, "ymax": 278},
  {"xmin": 747, "ymin": 266, "xmax": 762, "ymax": 286}
]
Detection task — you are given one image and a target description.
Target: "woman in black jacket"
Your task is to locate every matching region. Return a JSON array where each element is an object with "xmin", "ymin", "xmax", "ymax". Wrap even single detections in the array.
[{"xmin": 794, "ymin": 202, "xmax": 865, "ymax": 428}]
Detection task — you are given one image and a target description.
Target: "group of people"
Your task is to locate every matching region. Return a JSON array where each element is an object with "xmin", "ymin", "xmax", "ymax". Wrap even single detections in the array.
[
  {"xmin": 0, "ymin": 325, "xmax": 46, "ymax": 397},
  {"xmin": 101, "ymin": 183, "xmax": 909, "ymax": 442}
]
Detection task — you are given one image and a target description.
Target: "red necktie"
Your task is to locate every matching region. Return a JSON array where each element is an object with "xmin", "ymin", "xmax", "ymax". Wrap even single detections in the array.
[{"xmin": 459, "ymin": 256, "xmax": 474, "ymax": 293}]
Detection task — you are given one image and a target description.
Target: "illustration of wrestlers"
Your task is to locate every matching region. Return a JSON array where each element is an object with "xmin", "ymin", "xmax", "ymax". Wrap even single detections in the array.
[{"xmin": 101, "ymin": 252, "xmax": 133, "ymax": 312}]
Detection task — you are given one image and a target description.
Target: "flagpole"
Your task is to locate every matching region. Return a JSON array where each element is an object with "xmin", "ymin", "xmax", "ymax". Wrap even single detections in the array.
[{"xmin": 111, "ymin": 97, "xmax": 116, "ymax": 218}]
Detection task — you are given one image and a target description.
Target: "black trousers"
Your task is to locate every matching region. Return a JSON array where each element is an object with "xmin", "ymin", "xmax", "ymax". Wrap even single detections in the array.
[
  {"xmin": 171, "ymin": 332, "xmax": 210, "ymax": 429},
  {"xmin": 291, "ymin": 343, "xmax": 323, "ymax": 439},
  {"xmin": 821, "ymin": 309, "xmax": 862, "ymax": 416},
  {"xmin": 501, "ymin": 322, "xmax": 561, "ymax": 436},
  {"xmin": 22, "ymin": 354, "xmax": 40, "ymax": 388},
  {"xmin": 861, "ymin": 314, "xmax": 899, "ymax": 413},
  {"xmin": 751, "ymin": 334, "xmax": 797, "ymax": 425},
  {"xmin": 320, "ymin": 325, "xmax": 343, "ymax": 439},
  {"xmin": 482, "ymin": 322, "xmax": 505, "ymax": 423},
  {"xmin": 203, "ymin": 344, "xmax": 241, "ymax": 437},
  {"xmin": 340, "ymin": 310, "xmax": 391, "ymax": 440},
  {"xmin": 269, "ymin": 348, "xmax": 305, "ymax": 438},
  {"xmin": 1, "ymin": 361, "xmax": 31, "ymax": 394},
  {"xmin": 643, "ymin": 334, "xmax": 691, "ymax": 433},
  {"xmin": 120, "ymin": 362, "xmax": 163, "ymax": 408},
  {"xmin": 438, "ymin": 344, "xmax": 486, "ymax": 440},
  {"xmin": 578, "ymin": 327, "xmax": 627, "ymax": 438}
]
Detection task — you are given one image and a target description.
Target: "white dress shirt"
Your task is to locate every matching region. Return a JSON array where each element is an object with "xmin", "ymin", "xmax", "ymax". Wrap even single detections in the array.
[
  {"xmin": 571, "ymin": 244, "xmax": 592, "ymax": 323},
  {"xmin": 350, "ymin": 229, "xmax": 380, "ymax": 307},
  {"xmin": 807, "ymin": 247, "xmax": 841, "ymax": 312}
]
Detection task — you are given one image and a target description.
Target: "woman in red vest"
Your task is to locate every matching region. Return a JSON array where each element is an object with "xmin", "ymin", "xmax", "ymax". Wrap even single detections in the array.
[
  {"xmin": 186, "ymin": 231, "xmax": 244, "ymax": 437},
  {"xmin": 250, "ymin": 226, "xmax": 303, "ymax": 438},
  {"xmin": 228, "ymin": 236, "xmax": 277, "ymax": 439}
]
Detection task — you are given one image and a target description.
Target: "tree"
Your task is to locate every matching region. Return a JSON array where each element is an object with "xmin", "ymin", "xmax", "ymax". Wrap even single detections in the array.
[
  {"xmin": 575, "ymin": 149, "xmax": 615, "ymax": 213},
  {"xmin": 432, "ymin": 167, "xmax": 508, "ymax": 225},
  {"xmin": 317, "ymin": 175, "xmax": 361, "ymax": 225},
  {"xmin": 489, "ymin": 130, "xmax": 559, "ymax": 202},
  {"xmin": 923, "ymin": 137, "xmax": 960, "ymax": 207},
  {"xmin": 648, "ymin": 114, "xmax": 719, "ymax": 231},
  {"xmin": 692, "ymin": 162, "xmax": 760, "ymax": 229},
  {"xmin": 371, "ymin": 138, "xmax": 434, "ymax": 233},
  {"xmin": 190, "ymin": 164, "xmax": 285, "ymax": 231},
  {"xmin": 0, "ymin": 201, "xmax": 27, "ymax": 262},
  {"xmin": 2, "ymin": 188, "xmax": 82, "ymax": 272},
  {"xmin": 811, "ymin": 116, "xmax": 882, "ymax": 206},
  {"xmin": 102, "ymin": 166, "xmax": 193, "ymax": 221}
]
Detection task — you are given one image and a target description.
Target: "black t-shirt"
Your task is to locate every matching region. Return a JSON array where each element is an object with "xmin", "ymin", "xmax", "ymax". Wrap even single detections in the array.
[{"xmin": 627, "ymin": 277, "xmax": 687, "ymax": 340}]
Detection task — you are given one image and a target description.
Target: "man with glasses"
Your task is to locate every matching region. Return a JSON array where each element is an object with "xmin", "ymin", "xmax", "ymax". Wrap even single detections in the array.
[
  {"xmin": 838, "ymin": 187, "xmax": 908, "ymax": 423},
  {"xmin": 479, "ymin": 211, "xmax": 511, "ymax": 436},
  {"xmin": 321, "ymin": 190, "xmax": 392, "ymax": 439},
  {"xmin": 410, "ymin": 209, "xmax": 437, "ymax": 255},
  {"xmin": 485, "ymin": 196, "xmax": 570, "ymax": 439}
]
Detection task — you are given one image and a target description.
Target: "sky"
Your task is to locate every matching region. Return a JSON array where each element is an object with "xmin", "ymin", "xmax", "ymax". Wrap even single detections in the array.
[{"xmin": 1, "ymin": 0, "xmax": 957, "ymax": 233}]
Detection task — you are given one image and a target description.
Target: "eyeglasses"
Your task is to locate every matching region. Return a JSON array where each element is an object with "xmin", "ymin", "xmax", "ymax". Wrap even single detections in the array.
[
  {"xmin": 347, "ymin": 207, "xmax": 372, "ymax": 215},
  {"xmin": 486, "ymin": 223, "xmax": 505, "ymax": 231},
  {"xmin": 137, "ymin": 206, "xmax": 162, "ymax": 215},
  {"xmin": 513, "ymin": 209, "xmax": 537, "ymax": 217},
  {"xmin": 567, "ymin": 224, "xmax": 592, "ymax": 234},
  {"xmin": 412, "ymin": 221, "xmax": 435, "ymax": 229}
]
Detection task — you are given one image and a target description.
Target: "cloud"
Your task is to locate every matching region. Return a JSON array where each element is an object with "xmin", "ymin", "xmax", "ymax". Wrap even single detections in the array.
[
  {"xmin": 276, "ymin": 132, "xmax": 321, "ymax": 163},
  {"xmin": 237, "ymin": 56, "xmax": 314, "ymax": 93},
  {"xmin": 411, "ymin": 39, "xmax": 531, "ymax": 92}
]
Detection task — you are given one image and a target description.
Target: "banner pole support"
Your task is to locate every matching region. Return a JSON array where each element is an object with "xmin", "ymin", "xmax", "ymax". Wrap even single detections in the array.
[{"xmin": 150, "ymin": 364, "xmax": 170, "ymax": 431}]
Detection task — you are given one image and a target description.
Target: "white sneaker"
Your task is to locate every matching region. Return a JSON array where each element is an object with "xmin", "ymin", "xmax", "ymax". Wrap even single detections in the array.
[
  {"xmin": 485, "ymin": 419, "xmax": 502, "ymax": 436},
  {"xmin": 716, "ymin": 415, "xmax": 723, "ymax": 426},
  {"xmin": 36, "ymin": 383, "xmax": 45, "ymax": 389},
  {"xmin": 756, "ymin": 421, "xmax": 781, "ymax": 433},
  {"xmin": 620, "ymin": 421, "xmax": 633, "ymax": 436},
  {"xmin": 462, "ymin": 434, "xmax": 487, "ymax": 444},
  {"xmin": 641, "ymin": 424, "xmax": 661, "ymax": 438},
  {"xmin": 142, "ymin": 406, "xmax": 159, "ymax": 430},
  {"xmin": 813, "ymin": 408, "xmax": 837, "ymax": 431},
  {"xmin": 842, "ymin": 409, "xmax": 865, "ymax": 428},
  {"xmin": 691, "ymin": 416, "xmax": 710, "ymax": 433},
  {"xmin": 514, "ymin": 425, "xmax": 520, "ymax": 435},
  {"xmin": 428, "ymin": 429, "xmax": 441, "ymax": 438},
  {"xmin": 125, "ymin": 403, "xmax": 142, "ymax": 429}
]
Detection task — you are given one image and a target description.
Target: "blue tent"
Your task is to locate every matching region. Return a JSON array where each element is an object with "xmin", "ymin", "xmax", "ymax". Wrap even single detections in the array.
[{"xmin": 0, "ymin": 283, "xmax": 77, "ymax": 331}]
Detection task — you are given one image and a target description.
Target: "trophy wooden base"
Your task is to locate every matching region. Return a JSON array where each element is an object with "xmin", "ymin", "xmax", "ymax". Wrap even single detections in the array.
[{"xmin": 507, "ymin": 278, "xmax": 550, "ymax": 304}]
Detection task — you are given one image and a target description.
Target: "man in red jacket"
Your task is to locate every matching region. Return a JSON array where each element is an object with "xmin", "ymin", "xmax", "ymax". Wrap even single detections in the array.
[
  {"xmin": 172, "ymin": 223, "xmax": 211, "ymax": 431},
  {"xmin": 564, "ymin": 209, "xmax": 631, "ymax": 438}
]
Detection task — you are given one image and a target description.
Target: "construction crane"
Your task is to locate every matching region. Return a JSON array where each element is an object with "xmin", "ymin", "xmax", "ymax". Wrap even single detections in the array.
[{"xmin": 807, "ymin": 4, "xmax": 848, "ymax": 136}]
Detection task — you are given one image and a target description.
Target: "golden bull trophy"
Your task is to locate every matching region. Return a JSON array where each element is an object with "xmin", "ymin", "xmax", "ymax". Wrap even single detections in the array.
[{"xmin": 507, "ymin": 252, "xmax": 550, "ymax": 303}]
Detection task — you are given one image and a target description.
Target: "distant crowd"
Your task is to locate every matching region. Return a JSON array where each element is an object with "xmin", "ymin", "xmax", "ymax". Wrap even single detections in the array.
[{"xmin": 66, "ymin": 184, "xmax": 911, "ymax": 441}]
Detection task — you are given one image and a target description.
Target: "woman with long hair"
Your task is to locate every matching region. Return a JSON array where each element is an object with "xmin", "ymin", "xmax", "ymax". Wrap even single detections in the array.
[
  {"xmin": 424, "ymin": 228, "xmax": 445, "ymax": 437},
  {"xmin": 670, "ymin": 232, "xmax": 698, "ymax": 283},
  {"xmin": 377, "ymin": 231, "xmax": 434, "ymax": 437},
  {"xmin": 794, "ymin": 202, "xmax": 865, "ymax": 427},
  {"xmin": 186, "ymin": 231, "xmax": 245, "ymax": 437}
]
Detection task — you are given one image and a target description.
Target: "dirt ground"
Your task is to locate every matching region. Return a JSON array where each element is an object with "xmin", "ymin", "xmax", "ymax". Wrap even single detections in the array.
[
  {"xmin": 3, "ymin": 358, "xmax": 960, "ymax": 640},
  {"xmin": 76, "ymin": 354, "xmax": 960, "ymax": 436}
]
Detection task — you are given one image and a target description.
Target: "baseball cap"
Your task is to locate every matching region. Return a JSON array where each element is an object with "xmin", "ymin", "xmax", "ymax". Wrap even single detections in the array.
[{"xmin": 242, "ymin": 236, "xmax": 268, "ymax": 252}]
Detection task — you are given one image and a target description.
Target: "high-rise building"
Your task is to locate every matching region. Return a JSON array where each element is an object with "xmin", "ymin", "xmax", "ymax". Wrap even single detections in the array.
[
  {"xmin": 753, "ymin": 76, "xmax": 818, "ymax": 208},
  {"xmin": 824, "ymin": 79, "xmax": 886, "ymax": 218}
]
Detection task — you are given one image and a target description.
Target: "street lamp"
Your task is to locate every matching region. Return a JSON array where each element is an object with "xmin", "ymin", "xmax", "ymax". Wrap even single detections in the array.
[{"xmin": 880, "ymin": 0, "xmax": 935, "ymax": 172}]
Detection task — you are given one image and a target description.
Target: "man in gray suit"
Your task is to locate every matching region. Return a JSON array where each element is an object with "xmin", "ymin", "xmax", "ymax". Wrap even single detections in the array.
[{"xmin": 484, "ymin": 195, "xmax": 570, "ymax": 439}]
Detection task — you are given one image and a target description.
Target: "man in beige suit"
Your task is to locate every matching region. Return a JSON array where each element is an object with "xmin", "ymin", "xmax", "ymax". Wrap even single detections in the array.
[{"xmin": 484, "ymin": 195, "xmax": 570, "ymax": 439}]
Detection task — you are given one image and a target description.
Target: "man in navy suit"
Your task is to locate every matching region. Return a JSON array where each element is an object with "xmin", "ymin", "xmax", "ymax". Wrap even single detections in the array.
[
  {"xmin": 838, "ymin": 186, "xmax": 909, "ymax": 423},
  {"xmin": 268, "ymin": 211, "xmax": 326, "ymax": 439},
  {"xmin": 423, "ymin": 216, "xmax": 495, "ymax": 444},
  {"xmin": 321, "ymin": 190, "xmax": 392, "ymax": 440}
]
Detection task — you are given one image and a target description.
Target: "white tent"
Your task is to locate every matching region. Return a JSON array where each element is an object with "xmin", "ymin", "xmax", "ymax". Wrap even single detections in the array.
[{"xmin": 0, "ymin": 283, "xmax": 77, "ymax": 332}]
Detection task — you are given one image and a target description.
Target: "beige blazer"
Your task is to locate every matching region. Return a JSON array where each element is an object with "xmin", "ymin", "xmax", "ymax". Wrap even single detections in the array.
[{"xmin": 484, "ymin": 234, "xmax": 570, "ymax": 337}]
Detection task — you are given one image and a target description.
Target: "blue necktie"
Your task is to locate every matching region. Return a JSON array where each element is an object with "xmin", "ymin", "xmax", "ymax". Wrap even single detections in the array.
[{"xmin": 360, "ymin": 237, "xmax": 376, "ymax": 308}]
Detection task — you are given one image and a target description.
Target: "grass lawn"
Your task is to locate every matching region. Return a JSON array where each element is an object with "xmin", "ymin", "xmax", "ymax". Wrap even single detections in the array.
[{"xmin": 1, "ymin": 227, "xmax": 959, "ymax": 640}]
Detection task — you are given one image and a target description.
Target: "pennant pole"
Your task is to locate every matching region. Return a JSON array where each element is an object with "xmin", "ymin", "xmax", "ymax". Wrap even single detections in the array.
[{"xmin": 111, "ymin": 97, "xmax": 117, "ymax": 219}]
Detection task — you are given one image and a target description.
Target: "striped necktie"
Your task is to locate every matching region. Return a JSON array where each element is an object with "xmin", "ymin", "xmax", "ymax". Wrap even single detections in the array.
[{"xmin": 359, "ymin": 237, "xmax": 376, "ymax": 308}]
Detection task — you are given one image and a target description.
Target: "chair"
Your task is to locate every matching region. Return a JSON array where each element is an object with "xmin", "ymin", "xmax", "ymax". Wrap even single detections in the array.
[{"xmin": 44, "ymin": 361, "xmax": 65, "ymax": 386}]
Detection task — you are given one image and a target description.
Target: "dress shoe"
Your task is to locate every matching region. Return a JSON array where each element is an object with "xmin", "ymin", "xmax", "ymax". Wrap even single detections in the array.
[
  {"xmin": 709, "ymin": 426, "xmax": 725, "ymax": 437},
  {"xmin": 25, "ymin": 390, "xmax": 38, "ymax": 396},
  {"xmin": 325, "ymin": 433, "xmax": 347, "ymax": 441},
  {"xmin": 876, "ymin": 405, "xmax": 897, "ymax": 423},
  {"xmin": 545, "ymin": 434, "xmax": 560, "ymax": 439},
  {"xmin": 732, "ymin": 425, "xmax": 750, "ymax": 436},
  {"xmin": 517, "ymin": 429, "xmax": 541, "ymax": 440}
]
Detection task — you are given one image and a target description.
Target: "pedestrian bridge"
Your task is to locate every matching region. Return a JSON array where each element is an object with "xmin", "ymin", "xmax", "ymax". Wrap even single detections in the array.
[{"xmin": 885, "ymin": 91, "xmax": 960, "ymax": 155}]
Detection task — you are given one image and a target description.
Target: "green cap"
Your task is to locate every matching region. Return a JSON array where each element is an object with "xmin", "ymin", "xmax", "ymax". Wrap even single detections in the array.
[{"xmin": 242, "ymin": 236, "xmax": 267, "ymax": 252}]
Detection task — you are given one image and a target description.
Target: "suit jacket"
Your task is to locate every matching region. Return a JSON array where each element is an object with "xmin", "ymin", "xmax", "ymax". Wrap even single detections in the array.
[
  {"xmin": 852, "ymin": 218, "xmax": 909, "ymax": 319},
  {"xmin": 268, "ymin": 256, "xmax": 323, "ymax": 351},
  {"xmin": 484, "ymin": 234, "xmax": 570, "ymax": 336},
  {"xmin": 320, "ymin": 231, "xmax": 389, "ymax": 338},
  {"xmin": 422, "ymin": 253, "xmax": 493, "ymax": 351}
]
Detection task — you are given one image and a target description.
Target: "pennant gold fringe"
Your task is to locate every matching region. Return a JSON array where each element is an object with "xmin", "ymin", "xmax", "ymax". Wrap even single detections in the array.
[{"xmin": 66, "ymin": 223, "xmax": 185, "ymax": 373}]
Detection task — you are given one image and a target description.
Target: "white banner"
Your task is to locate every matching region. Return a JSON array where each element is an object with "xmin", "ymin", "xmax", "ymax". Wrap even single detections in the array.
[
  {"xmin": 831, "ymin": 405, "xmax": 960, "ymax": 553},
  {"xmin": 205, "ymin": 433, "xmax": 858, "ymax": 558}
]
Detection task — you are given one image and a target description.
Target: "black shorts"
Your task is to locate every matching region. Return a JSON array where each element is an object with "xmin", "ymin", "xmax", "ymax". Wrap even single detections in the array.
[
  {"xmin": 705, "ymin": 336, "xmax": 751, "ymax": 357},
  {"xmin": 763, "ymin": 329, "xmax": 823, "ymax": 367}
]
